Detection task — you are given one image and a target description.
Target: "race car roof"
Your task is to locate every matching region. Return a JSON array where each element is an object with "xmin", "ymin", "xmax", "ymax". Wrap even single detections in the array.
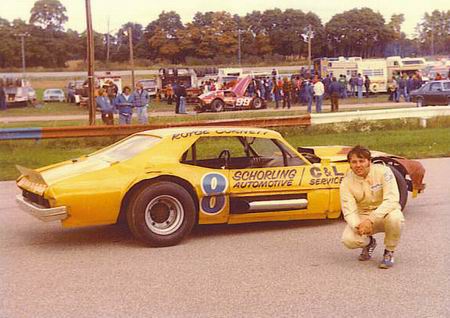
[{"xmin": 138, "ymin": 126, "xmax": 281, "ymax": 139}]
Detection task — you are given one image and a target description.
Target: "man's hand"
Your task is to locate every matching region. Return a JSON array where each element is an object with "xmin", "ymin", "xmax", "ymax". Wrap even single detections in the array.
[{"xmin": 356, "ymin": 219, "xmax": 373, "ymax": 236}]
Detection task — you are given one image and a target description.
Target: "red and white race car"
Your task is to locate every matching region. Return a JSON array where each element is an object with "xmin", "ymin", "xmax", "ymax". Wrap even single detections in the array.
[{"xmin": 196, "ymin": 76, "xmax": 266, "ymax": 112}]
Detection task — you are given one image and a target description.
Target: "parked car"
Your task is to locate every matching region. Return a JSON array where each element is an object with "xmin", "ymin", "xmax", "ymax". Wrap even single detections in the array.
[
  {"xmin": 16, "ymin": 127, "xmax": 425, "ymax": 247},
  {"xmin": 43, "ymin": 89, "xmax": 65, "ymax": 102},
  {"xmin": 410, "ymin": 80, "xmax": 450, "ymax": 107},
  {"xmin": 137, "ymin": 79, "xmax": 157, "ymax": 97},
  {"xmin": 197, "ymin": 76, "xmax": 266, "ymax": 112}
]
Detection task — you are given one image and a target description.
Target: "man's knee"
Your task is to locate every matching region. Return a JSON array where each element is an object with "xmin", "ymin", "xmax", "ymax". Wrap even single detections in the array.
[
  {"xmin": 341, "ymin": 229, "xmax": 367, "ymax": 249},
  {"xmin": 385, "ymin": 209, "xmax": 404, "ymax": 227}
]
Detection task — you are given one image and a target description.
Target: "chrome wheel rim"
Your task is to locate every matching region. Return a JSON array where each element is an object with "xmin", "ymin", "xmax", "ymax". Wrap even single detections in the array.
[{"xmin": 144, "ymin": 195, "xmax": 184, "ymax": 235}]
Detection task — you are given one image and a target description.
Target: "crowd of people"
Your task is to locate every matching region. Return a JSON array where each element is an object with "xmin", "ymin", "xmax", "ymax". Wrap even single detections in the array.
[{"xmin": 95, "ymin": 82, "xmax": 150, "ymax": 125}]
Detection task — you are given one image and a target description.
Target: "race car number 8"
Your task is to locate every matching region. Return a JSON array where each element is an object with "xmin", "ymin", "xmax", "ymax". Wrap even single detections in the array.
[
  {"xmin": 236, "ymin": 97, "xmax": 252, "ymax": 106},
  {"xmin": 201, "ymin": 173, "xmax": 228, "ymax": 214}
]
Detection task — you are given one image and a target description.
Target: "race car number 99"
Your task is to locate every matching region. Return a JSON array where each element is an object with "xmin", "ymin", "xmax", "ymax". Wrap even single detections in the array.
[
  {"xmin": 235, "ymin": 97, "xmax": 252, "ymax": 106},
  {"xmin": 201, "ymin": 173, "xmax": 228, "ymax": 214}
]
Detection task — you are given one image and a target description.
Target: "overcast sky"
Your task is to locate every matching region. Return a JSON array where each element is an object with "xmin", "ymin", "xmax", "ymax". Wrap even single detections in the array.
[{"xmin": 1, "ymin": 0, "xmax": 449, "ymax": 38}]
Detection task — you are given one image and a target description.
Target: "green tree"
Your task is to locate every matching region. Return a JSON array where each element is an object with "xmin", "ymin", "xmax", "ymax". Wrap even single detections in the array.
[
  {"xmin": 145, "ymin": 11, "xmax": 185, "ymax": 63},
  {"xmin": 416, "ymin": 10, "xmax": 450, "ymax": 55},
  {"xmin": 29, "ymin": 0, "xmax": 68, "ymax": 31}
]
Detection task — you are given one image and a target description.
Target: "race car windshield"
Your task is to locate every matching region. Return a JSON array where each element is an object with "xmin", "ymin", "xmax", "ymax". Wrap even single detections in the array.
[{"xmin": 89, "ymin": 135, "xmax": 161, "ymax": 162}]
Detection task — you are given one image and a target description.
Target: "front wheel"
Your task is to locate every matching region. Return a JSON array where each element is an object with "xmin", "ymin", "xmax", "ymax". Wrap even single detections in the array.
[{"xmin": 127, "ymin": 182, "xmax": 196, "ymax": 247}]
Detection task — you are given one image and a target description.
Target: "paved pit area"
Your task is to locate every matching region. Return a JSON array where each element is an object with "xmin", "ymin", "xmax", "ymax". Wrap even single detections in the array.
[{"xmin": 1, "ymin": 158, "xmax": 449, "ymax": 317}]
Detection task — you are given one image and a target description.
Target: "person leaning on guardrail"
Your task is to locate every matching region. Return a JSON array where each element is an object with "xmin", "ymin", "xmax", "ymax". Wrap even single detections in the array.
[
  {"xmin": 114, "ymin": 86, "xmax": 134, "ymax": 125},
  {"xmin": 96, "ymin": 88, "xmax": 115, "ymax": 125},
  {"xmin": 132, "ymin": 82, "xmax": 150, "ymax": 124}
]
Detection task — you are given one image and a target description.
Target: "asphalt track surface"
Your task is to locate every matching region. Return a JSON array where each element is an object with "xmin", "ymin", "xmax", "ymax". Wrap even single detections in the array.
[{"xmin": 1, "ymin": 158, "xmax": 449, "ymax": 317}]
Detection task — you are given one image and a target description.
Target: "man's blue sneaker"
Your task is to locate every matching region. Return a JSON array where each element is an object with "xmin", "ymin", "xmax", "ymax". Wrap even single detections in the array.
[
  {"xmin": 379, "ymin": 250, "xmax": 395, "ymax": 269},
  {"xmin": 359, "ymin": 236, "xmax": 377, "ymax": 261}
]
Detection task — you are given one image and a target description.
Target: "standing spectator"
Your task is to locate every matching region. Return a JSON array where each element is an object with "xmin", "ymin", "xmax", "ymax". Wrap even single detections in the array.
[
  {"xmin": 106, "ymin": 80, "xmax": 118, "ymax": 103},
  {"xmin": 272, "ymin": 77, "xmax": 281, "ymax": 109},
  {"xmin": 166, "ymin": 84, "xmax": 174, "ymax": 105},
  {"xmin": 364, "ymin": 75, "xmax": 371, "ymax": 98},
  {"xmin": 349, "ymin": 74, "xmax": 356, "ymax": 97},
  {"xmin": 258, "ymin": 79, "xmax": 266, "ymax": 100},
  {"xmin": 323, "ymin": 74, "xmax": 331, "ymax": 99},
  {"xmin": 0, "ymin": 84, "xmax": 6, "ymax": 111},
  {"xmin": 96, "ymin": 88, "xmax": 115, "ymax": 125},
  {"xmin": 338, "ymin": 75, "xmax": 348, "ymax": 99},
  {"xmin": 271, "ymin": 68, "xmax": 278, "ymax": 77},
  {"xmin": 406, "ymin": 75, "xmax": 415, "ymax": 102},
  {"xmin": 388, "ymin": 76, "xmax": 398, "ymax": 102},
  {"xmin": 356, "ymin": 73, "xmax": 364, "ymax": 99},
  {"xmin": 434, "ymin": 73, "xmax": 443, "ymax": 80},
  {"xmin": 329, "ymin": 77, "xmax": 341, "ymax": 112},
  {"xmin": 313, "ymin": 76, "xmax": 324, "ymax": 113},
  {"xmin": 176, "ymin": 82, "xmax": 187, "ymax": 114},
  {"xmin": 282, "ymin": 77, "xmax": 292, "ymax": 109},
  {"xmin": 132, "ymin": 82, "xmax": 150, "ymax": 124},
  {"xmin": 397, "ymin": 75, "xmax": 407, "ymax": 102},
  {"xmin": 304, "ymin": 80, "xmax": 314, "ymax": 113},
  {"xmin": 265, "ymin": 78, "xmax": 272, "ymax": 101},
  {"xmin": 114, "ymin": 86, "xmax": 134, "ymax": 125}
]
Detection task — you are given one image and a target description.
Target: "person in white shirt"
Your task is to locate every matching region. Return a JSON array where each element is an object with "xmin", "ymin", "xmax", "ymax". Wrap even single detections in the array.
[{"xmin": 313, "ymin": 77, "xmax": 324, "ymax": 113}]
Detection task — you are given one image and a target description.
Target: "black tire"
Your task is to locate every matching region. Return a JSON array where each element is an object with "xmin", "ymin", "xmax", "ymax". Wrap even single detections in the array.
[
  {"xmin": 389, "ymin": 166, "xmax": 408, "ymax": 211},
  {"xmin": 416, "ymin": 97, "xmax": 423, "ymax": 107},
  {"xmin": 251, "ymin": 97, "xmax": 263, "ymax": 109},
  {"xmin": 126, "ymin": 182, "xmax": 196, "ymax": 247},
  {"xmin": 211, "ymin": 99, "xmax": 224, "ymax": 112}
]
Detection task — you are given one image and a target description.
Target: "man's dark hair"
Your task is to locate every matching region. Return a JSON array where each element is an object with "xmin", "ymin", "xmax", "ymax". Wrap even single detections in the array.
[{"xmin": 347, "ymin": 145, "xmax": 371, "ymax": 161}]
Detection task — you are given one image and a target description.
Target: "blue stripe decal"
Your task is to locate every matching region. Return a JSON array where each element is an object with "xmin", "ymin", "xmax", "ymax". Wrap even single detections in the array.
[{"xmin": 0, "ymin": 128, "xmax": 43, "ymax": 140}]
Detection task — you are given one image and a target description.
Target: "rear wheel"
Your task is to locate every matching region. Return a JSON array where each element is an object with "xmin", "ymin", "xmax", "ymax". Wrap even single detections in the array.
[
  {"xmin": 126, "ymin": 182, "xmax": 196, "ymax": 247},
  {"xmin": 416, "ymin": 97, "xmax": 423, "ymax": 107},
  {"xmin": 251, "ymin": 97, "xmax": 263, "ymax": 109},
  {"xmin": 211, "ymin": 99, "xmax": 225, "ymax": 112}
]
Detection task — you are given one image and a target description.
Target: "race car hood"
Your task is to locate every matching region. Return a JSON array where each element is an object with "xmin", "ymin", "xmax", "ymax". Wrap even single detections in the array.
[{"xmin": 231, "ymin": 76, "xmax": 252, "ymax": 96}]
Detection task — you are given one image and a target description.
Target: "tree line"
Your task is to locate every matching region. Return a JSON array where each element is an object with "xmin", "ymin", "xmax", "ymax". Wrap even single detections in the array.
[{"xmin": 0, "ymin": 0, "xmax": 449, "ymax": 69}]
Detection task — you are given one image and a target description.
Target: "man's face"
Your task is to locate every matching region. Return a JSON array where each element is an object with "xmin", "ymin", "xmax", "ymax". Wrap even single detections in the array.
[{"xmin": 349, "ymin": 155, "xmax": 371, "ymax": 178}]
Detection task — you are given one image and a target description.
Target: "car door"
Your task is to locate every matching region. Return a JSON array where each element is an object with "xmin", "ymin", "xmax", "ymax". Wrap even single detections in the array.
[
  {"xmin": 428, "ymin": 82, "xmax": 444, "ymax": 105},
  {"xmin": 226, "ymin": 137, "xmax": 332, "ymax": 224}
]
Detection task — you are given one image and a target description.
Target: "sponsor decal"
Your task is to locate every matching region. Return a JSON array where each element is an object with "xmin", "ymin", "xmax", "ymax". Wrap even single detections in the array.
[
  {"xmin": 308, "ymin": 166, "xmax": 344, "ymax": 186},
  {"xmin": 200, "ymin": 173, "xmax": 228, "ymax": 214},
  {"xmin": 172, "ymin": 129, "xmax": 268, "ymax": 140},
  {"xmin": 232, "ymin": 169, "xmax": 297, "ymax": 189}
]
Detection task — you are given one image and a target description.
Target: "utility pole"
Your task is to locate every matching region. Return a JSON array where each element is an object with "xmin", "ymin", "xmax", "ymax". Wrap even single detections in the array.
[
  {"xmin": 301, "ymin": 25, "xmax": 314, "ymax": 74},
  {"xmin": 237, "ymin": 29, "xmax": 242, "ymax": 66},
  {"xmin": 14, "ymin": 33, "xmax": 29, "ymax": 78},
  {"xmin": 85, "ymin": 0, "xmax": 96, "ymax": 125},
  {"xmin": 128, "ymin": 26, "xmax": 135, "ymax": 88},
  {"xmin": 106, "ymin": 16, "xmax": 110, "ymax": 65}
]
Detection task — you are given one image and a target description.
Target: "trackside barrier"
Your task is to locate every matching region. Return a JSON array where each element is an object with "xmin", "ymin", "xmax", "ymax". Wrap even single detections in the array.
[
  {"xmin": 310, "ymin": 106, "xmax": 450, "ymax": 125},
  {"xmin": 1, "ymin": 106, "xmax": 449, "ymax": 141},
  {"xmin": 0, "ymin": 115, "xmax": 311, "ymax": 140}
]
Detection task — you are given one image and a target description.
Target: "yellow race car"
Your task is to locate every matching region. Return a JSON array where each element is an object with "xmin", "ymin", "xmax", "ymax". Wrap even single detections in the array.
[{"xmin": 16, "ymin": 127, "xmax": 425, "ymax": 247}]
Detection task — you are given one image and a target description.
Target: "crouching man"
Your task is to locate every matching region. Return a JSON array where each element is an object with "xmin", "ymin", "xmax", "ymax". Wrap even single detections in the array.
[{"xmin": 340, "ymin": 145, "xmax": 404, "ymax": 269}]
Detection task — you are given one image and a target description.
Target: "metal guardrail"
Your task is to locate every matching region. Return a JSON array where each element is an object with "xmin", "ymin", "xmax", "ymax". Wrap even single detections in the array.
[
  {"xmin": 0, "ymin": 115, "xmax": 311, "ymax": 140},
  {"xmin": 1, "ymin": 106, "xmax": 449, "ymax": 141},
  {"xmin": 310, "ymin": 106, "xmax": 450, "ymax": 124}
]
